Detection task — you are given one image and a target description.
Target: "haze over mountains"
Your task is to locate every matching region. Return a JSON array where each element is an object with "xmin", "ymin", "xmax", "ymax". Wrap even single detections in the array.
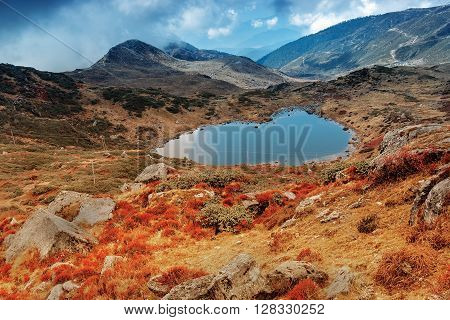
[
  {"xmin": 259, "ymin": 5, "xmax": 450, "ymax": 79},
  {"xmin": 68, "ymin": 39, "xmax": 287, "ymax": 94}
]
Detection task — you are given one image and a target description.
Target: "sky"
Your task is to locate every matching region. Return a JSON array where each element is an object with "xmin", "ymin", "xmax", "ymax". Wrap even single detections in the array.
[{"xmin": 0, "ymin": 0, "xmax": 448, "ymax": 71}]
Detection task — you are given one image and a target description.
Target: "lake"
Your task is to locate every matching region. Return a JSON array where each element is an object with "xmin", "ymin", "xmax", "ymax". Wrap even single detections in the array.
[{"xmin": 155, "ymin": 108, "xmax": 353, "ymax": 166}]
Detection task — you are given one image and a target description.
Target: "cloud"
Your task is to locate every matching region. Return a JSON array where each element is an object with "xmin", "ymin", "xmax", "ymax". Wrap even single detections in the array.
[
  {"xmin": 289, "ymin": 12, "xmax": 343, "ymax": 33},
  {"xmin": 266, "ymin": 16, "xmax": 278, "ymax": 28},
  {"xmin": 207, "ymin": 8, "xmax": 238, "ymax": 39},
  {"xmin": 251, "ymin": 19, "xmax": 264, "ymax": 28}
]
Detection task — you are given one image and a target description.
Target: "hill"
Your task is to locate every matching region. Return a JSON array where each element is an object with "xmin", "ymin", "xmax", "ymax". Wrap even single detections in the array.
[
  {"xmin": 68, "ymin": 40, "xmax": 287, "ymax": 93},
  {"xmin": 258, "ymin": 5, "xmax": 450, "ymax": 79},
  {"xmin": 163, "ymin": 41, "xmax": 230, "ymax": 61}
]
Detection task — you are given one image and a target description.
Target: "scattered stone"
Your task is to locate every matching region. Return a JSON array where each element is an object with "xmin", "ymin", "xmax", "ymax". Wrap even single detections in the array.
[
  {"xmin": 295, "ymin": 194, "xmax": 322, "ymax": 213},
  {"xmin": 242, "ymin": 199, "xmax": 259, "ymax": 209},
  {"xmin": 349, "ymin": 198, "xmax": 363, "ymax": 209},
  {"xmin": 316, "ymin": 208, "xmax": 330, "ymax": 218},
  {"xmin": 10, "ymin": 217, "xmax": 19, "ymax": 225},
  {"xmin": 283, "ymin": 192, "xmax": 296, "ymax": 200},
  {"xmin": 121, "ymin": 151, "xmax": 128, "ymax": 158},
  {"xmin": 281, "ymin": 219, "xmax": 297, "ymax": 229},
  {"xmin": 320, "ymin": 211, "xmax": 340, "ymax": 223},
  {"xmin": 120, "ymin": 182, "xmax": 145, "ymax": 193},
  {"xmin": 101, "ymin": 255, "xmax": 124, "ymax": 274},
  {"xmin": 326, "ymin": 266, "xmax": 355, "ymax": 299},
  {"xmin": 103, "ymin": 152, "xmax": 112, "ymax": 158},
  {"xmin": 135, "ymin": 163, "xmax": 174, "ymax": 183},
  {"xmin": 5, "ymin": 211, "xmax": 97, "ymax": 262},
  {"xmin": 73, "ymin": 198, "xmax": 116, "ymax": 226}
]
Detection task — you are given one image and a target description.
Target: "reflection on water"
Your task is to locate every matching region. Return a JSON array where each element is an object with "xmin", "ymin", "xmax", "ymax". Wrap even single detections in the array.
[{"xmin": 155, "ymin": 109, "xmax": 352, "ymax": 166}]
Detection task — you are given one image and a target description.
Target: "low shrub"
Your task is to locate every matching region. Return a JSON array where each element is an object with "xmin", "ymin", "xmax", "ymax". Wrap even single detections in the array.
[
  {"xmin": 296, "ymin": 248, "xmax": 322, "ymax": 262},
  {"xmin": 157, "ymin": 266, "xmax": 207, "ymax": 290},
  {"xmin": 357, "ymin": 214, "xmax": 378, "ymax": 234},
  {"xmin": 199, "ymin": 203, "xmax": 253, "ymax": 233},
  {"xmin": 284, "ymin": 279, "xmax": 320, "ymax": 300},
  {"xmin": 374, "ymin": 246, "xmax": 436, "ymax": 290}
]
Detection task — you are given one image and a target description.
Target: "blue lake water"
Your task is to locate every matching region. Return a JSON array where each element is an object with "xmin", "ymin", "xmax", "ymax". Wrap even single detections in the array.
[{"xmin": 155, "ymin": 109, "xmax": 352, "ymax": 166}]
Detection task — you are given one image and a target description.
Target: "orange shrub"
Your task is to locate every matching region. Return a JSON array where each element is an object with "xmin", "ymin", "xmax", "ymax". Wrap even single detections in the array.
[
  {"xmin": 435, "ymin": 265, "xmax": 450, "ymax": 294},
  {"xmin": 296, "ymin": 248, "xmax": 322, "ymax": 263},
  {"xmin": 284, "ymin": 279, "xmax": 320, "ymax": 300},
  {"xmin": 291, "ymin": 183, "xmax": 317, "ymax": 199},
  {"xmin": 157, "ymin": 266, "xmax": 207, "ymax": 290},
  {"xmin": 224, "ymin": 182, "xmax": 241, "ymax": 194}
]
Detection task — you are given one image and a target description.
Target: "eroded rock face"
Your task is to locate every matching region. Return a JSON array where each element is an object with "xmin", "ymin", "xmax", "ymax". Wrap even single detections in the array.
[
  {"xmin": 73, "ymin": 198, "xmax": 116, "ymax": 226},
  {"xmin": 46, "ymin": 191, "xmax": 91, "ymax": 215},
  {"xmin": 326, "ymin": 266, "xmax": 354, "ymax": 299},
  {"xmin": 162, "ymin": 275, "xmax": 215, "ymax": 300},
  {"xmin": 5, "ymin": 211, "xmax": 97, "ymax": 262},
  {"xmin": 135, "ymin": 163, "xmax": 174, "ymax": 183}
]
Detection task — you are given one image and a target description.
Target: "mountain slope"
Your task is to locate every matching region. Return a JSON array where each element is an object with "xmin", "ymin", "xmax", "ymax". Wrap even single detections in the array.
[
  {"xmin": 163, "ymin": 41, "xmax": 230, "ymax": 61},
  {"xmin": 69, "ymin": 40, "xmax": 287, "ymax": 93},
  {"xmin": 258, "ymin": 5, "xmax": 450, "ymax": 79}
]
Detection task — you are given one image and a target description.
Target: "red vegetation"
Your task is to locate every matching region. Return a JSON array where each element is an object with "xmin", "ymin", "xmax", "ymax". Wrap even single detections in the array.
[
  {"xmin": 435, "ymin": 265, "xmax": 450, "ymax": 294},
  {"xmin": 156, "ymin": 266, "xmax": 207, "ymax": 290},
  {"xmin": 291, "ymin": 183, "xmax": 317, "ymax": 199},
  {"xmin": 284, "ymin": 279, "xmax": 320, "ymax": 300},
  {"xmin": 296, "ymin": 248, "xmax": 322, "ymax": 263}
]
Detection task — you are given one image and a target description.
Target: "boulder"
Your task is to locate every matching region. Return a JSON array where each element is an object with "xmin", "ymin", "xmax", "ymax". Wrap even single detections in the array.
[
  {"xmin": 46, "ymin": 191, "xmax": 91, "ymax": 215},
  {"xmin": 423, "ymin": 177, "xmax": 449, "ymax": 225},
  {"xmin": 47, "ymin": 280, "xmax": 80, "ymax": 300},
  {"xmin": 73, "ymin": 198, "xmax": 116, "ymax": 226},
  {"xmin": 295, "ymin": 194, "xmax": 322, "ymax": 213},
  {"xmin": 163, "ymin": 275, "xmax": 215, "ymax": 300},
  {"xmin": 147, "ymin": 276, "xmax": 171, "ymax": 296},
  {"xmin": 283, "ymin": 192, "xmax": 296, "ymax": 200},
  {"xmin": 209, "ymin": 253, "xmax": 265, "ymax": 300},
  {"xmin": 135, "ymin": 163, "xmax": 174, "ymax": 183},
  {"xmin": 5, "ymin": 211, "xmax": 97, "ymax": 262},
  {"xmin": 101, "ymin": 255, "xmax": 124, "ymax": 274},
  {"xmin": 325, "ymin": 266, "xmax": 354, "ymax": 299},
  {"xmin": 320, "ymin": 211, "xmax": 340, "ymax": 223},
  {"xmin": 260, "ymin": 261, "xmax": 328, "ymax": 298},
  {"xmin": 281, "ymin": 219, "xmax": 297, "ymax": 229},
  {"xmin": 242, "ymin": 199, "xmax": 259, "ymax": 209},
  {"xmin": 164, "ymin": 253, "xmax": 265, "ymax": 300}
]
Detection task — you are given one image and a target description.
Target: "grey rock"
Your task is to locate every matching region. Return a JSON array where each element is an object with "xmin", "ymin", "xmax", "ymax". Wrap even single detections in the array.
[
  {"xmin": 46, "ymin": 191, "xmax": 91, "ymax": 215},
  {"xmin": 326, "ymin": 266, "xmax": 354, "ymax": 299},
  {"xmin": 423, "ymin": 177, "xmax": 449, "ymax": 225},
  {"xmin": 283, "ymin": 191, "xmax": 296, "ymax": 200},
  {"xmin": 281, "ymin": 219, "xmax": 297, "ymax": 229},
  {"xmin": 62, "ymin": 280, "xmax": 80, "ymax": 292},
  {"xmin": 120, "ymin": 182, "xmax": 145, "ymax": 193},
  {"xmin": 295, "ymin": 194, "xmax": 322, "ymax": 213},
  {"xmin": 242, "ymin": 200, "xmax": 259, "ymax": 209},
  {"xmin": 73, "ymin": 198, "xmax": 116, "ymax": 226},
  {"xmin": 147, "ymin": 276, "xmax": 171, "ymax": 296},
  {"xmin": 135, "ymin": 163, "xmax": 174, "ymax": 183},
  {"xmin": 5, "ymin": 211, "xmax": 97, "ymax": 262},
  {"xmin": 320, "ymin": 210, "xmax": 340, "ymax": 223},
  {"xmin": 260, "ymin": 261, "xmax": 328, "ymax": 298},
  {"xmin": 47, "ymin": 284, "xmax": 64, "ymax": 300},
  {"xmin": 163, "ymin": 275, "xmax": 215, "ymax": 300}
]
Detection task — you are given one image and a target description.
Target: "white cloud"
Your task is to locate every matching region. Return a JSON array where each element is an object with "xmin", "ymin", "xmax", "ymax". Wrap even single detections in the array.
[
  {"xmin": 114, "ymin": 0, "xmax": 166, "ymax": 14},
  {"xmin": 251, "ymin": 19, "xmax": 263, "ymax": 28},
  {"xmin": 266, "ymin": 16, "xmax": 278, "ymax": 28},
  {"xmin": 207, "ymin": 8, "xmax": 238, "ymax": 39},
  {"xmin": 289, "ymin": 12, "xmax": 343, "ymax": 33},
  {"xmin": 356, "ymin": 0, "xmax": 378, "ymax": 15},
  {"xmin": 169, "ymin": 6, "xmax": 207, "ymax": 31}
]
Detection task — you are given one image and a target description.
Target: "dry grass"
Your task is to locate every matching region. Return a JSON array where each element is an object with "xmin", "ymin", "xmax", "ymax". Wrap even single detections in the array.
[{"xmin": 374, "ymin": 246, "xmax": 437, "ymax": 290}]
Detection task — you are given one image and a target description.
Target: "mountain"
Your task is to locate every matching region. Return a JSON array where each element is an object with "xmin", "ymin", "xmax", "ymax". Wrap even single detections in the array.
[
  {"xmin": 258, "ymin": 5, "xmax": 450, "ymax": 79},
  {"xmin": 163, "ymin": 41, "xmax": 230, "ymax": 61},
  {"xmin": 68, "ymin": 40, "xmax": 287, "ymax": 94}
]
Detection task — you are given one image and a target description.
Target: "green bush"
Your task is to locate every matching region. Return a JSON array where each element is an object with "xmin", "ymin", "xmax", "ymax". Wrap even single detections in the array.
[
  {"xmin": 199, "ymin": 203, "xmax": 253, "ymax": 233},
  {"xmin": 156, "ymin": 170, "xmax": 242, "ymax": 191},
  {"xmin": 321, "ymin": 163, "xmax": 346, "ymax": 184}
]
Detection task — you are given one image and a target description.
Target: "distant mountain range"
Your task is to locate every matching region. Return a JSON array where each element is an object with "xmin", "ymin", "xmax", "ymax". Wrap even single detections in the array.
[
  {"xmin": 68, "ymin": 39, "xmax": 287, "ymax": 94},
  {"xmin": 258, "ymin": 5, "xmax": 450, "ymax": 79}
]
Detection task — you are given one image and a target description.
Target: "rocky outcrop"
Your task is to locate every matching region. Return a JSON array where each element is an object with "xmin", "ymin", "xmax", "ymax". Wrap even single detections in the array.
[
  {"xmin": 135, "ymin": 163, "xmax": 174, "ymax": 183},
  {"xmin": 409, "ymin": 164, "xmax": 449, "ymax": 225},
  {"xmin": 295, "ymin": 194, "xmax": 322, "ymax": 213},
  {"xmin": 163, "ymin": 254, "xmax": 326, "ymax": 300},
  {"xmin": 73, "ymin": 198, "xmax": 116, "ymax": 226},
  {"xmin": 5, "ymin": 211, "xmax": 97, "ymax": 262},
  {"xmin": 46, "ymin": 191, "xmax": 91, "ymax": 215},
  {"xmin": 325, "ymin": 266, "xmax": 354, "ymax": 299}
]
